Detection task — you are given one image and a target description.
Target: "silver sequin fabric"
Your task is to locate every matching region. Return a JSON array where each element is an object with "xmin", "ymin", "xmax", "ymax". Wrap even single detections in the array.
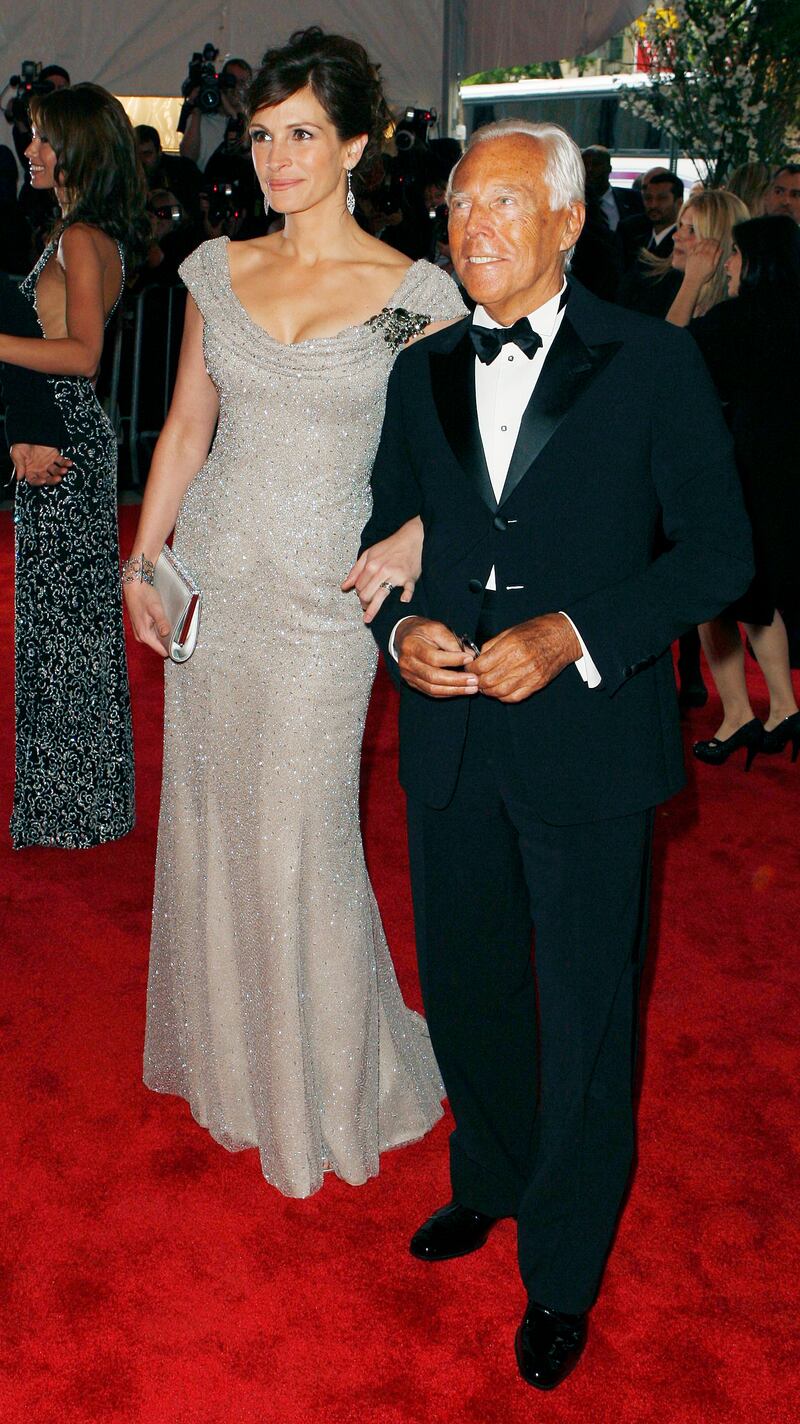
[
  {"xmin": 11, "ymin": 242, "xmax": 134, "ymax": 850},
  {"xmin": 143, "ymin": 238, "xmax": 465, "ymax": 1197}
]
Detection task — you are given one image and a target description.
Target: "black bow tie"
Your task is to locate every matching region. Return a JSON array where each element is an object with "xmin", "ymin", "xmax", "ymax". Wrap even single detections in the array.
[{"xmin": 468, "ymin": 316, "xmax": 543, "ymax": 365}]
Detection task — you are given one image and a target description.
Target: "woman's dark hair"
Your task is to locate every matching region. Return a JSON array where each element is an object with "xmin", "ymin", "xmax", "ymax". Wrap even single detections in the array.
[
  {"xmin": 29, "ymin": 82, "xmax": 150, "ymax": 267},
  {"xmin": 249, "ymin": 27, "xmax": 391, "ymax": 177},
  {"xmin": 734, "ymin": 214, "xmax": 800, "ymax": 296}
]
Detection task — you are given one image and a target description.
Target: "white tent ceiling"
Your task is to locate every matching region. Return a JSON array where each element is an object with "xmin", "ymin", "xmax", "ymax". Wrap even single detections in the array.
[{"xmin": 1, "ymin": 2, "xmax": 642, "ymax": 117}]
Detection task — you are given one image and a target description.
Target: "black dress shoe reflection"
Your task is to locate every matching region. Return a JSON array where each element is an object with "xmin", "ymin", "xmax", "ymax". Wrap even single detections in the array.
[
  {"xmin": 409, "ymin": 1201, "xmax": 499, "ymax": 1261},
  {"xmin": 515, "ymin": 1300, "xmax": 588, "ymax": 1391}
]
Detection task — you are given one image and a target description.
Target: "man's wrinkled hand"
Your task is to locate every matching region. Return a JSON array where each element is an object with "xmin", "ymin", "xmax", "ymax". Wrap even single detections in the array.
[
  {"xmin": 473, "ymin": 613, "xmax": 581, "ymax": 703},
  {"xmin": 395, "ymin": 617, "xmax": 479, "ymax": 699}
]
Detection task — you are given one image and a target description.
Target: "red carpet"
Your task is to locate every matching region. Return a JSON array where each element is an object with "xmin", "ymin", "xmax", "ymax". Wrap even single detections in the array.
[{"xmin": 1, "ymin": 505, "xmax": 798, "ymax": 1423}]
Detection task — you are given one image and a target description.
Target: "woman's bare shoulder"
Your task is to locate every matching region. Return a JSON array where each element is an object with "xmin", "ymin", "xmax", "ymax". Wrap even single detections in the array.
[
  {"xmin": 356, "ymin": 230, "xmax": 413, "ymax": 274},
  {"xmin": 58, "ymin": 223, "xmax": 119, "ymax": 268}
]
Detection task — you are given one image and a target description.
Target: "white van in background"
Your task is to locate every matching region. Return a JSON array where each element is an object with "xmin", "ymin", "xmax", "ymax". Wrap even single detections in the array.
[{"xmin": 459, "ymin": 74, "xmax": 707, "ymax": 190}]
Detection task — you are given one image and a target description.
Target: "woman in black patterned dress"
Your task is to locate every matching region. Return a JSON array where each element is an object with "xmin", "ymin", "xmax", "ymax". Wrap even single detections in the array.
[{"xmin": 0, "ymin": 84, "xmax": 148, "ymax": 848}]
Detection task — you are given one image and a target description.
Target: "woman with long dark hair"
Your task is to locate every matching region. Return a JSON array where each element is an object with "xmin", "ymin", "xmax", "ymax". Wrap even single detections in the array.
[
  {"xmin": 0, "ymin": 83, "xmax": 149, "ymax": 846},
  {"xmin": 670, "ymin": 215, "xmax": 800, "ymax": 765},
  {"xmin": 123, "ymin": 29, "xmax": 464, "ymax": 1196}
]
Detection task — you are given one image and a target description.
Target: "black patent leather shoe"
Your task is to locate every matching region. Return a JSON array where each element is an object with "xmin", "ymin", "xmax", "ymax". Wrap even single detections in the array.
[
  {"xmin": 761, "ymin": 709, "xmax": 800, "ymax": 762},
  {"xmin": 692, "ymin": 717, "xmax": 763, "ymax": 770},
  {"xmin": 515, "ymin": 1300, "xmax": 588, "ymax": 1391},
  {"xmin": 409, "ymin": 1201, "xmax": 499, "ymax": 1261}
]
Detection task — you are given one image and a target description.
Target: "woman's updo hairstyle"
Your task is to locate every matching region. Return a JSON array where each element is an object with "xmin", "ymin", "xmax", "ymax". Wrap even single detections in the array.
[{"xmin": 249, "ymin": 27, "xmax": 391, "ymax": 181}]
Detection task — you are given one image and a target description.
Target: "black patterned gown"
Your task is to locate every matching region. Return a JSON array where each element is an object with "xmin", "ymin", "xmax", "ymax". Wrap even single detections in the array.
[{"xmin": 10, "ymin": 240, "xmax": 134, "ymax": 849}]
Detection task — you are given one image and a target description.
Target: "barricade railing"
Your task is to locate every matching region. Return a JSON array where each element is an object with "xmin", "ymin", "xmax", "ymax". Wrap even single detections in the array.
[{"xmin": 101, "ymin": 281, "xmax": 187, "ymax": 489}]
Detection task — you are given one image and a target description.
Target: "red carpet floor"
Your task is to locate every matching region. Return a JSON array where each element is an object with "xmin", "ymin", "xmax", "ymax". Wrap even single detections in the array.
[{"xmin": 1, "ymin": 506, "xmax": 798, "ymax": 1424}]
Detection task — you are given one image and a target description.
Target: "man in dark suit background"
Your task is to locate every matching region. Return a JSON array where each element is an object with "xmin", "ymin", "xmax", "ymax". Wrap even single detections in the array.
[
  {"xmin": 360, "ymin": 120, "xmax": 752, "ymax": 1390},
  {"xmin": 618, "ymin": 168, "xmax": 684, "ymax": 269},
  {"xmin": 582, "ymin": 143, "xmax": 642, "ymax": 230}
]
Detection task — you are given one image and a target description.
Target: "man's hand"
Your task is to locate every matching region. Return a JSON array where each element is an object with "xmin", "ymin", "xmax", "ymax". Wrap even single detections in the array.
[
  {"xmin": 395, "ymin": 617, "xmax": 479, "ymax": 699},
  {"xmin": 11, "ymin": 443, "xmax": 72, "ymax": 485},
  {"xmin": 473, "ymin": 613, "xmax": 581, "ymax": 703}
]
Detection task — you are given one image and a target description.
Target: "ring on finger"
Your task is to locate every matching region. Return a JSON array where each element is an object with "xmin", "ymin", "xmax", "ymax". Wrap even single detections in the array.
[{"xmin": 379, "ymin": 580, "xmax": 396, "ymax": 591}]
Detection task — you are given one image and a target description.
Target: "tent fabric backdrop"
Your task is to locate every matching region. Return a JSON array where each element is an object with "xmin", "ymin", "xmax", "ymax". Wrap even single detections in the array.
[
  {"xmin": 464, "ymin": 1, "xmax": 642, "ymax": 72},
  {"xmin": 1, "ymin": 1, "xmax": 641, "ymax": 110},
  {"xmin": 1, "ymin": 2, "xmax": 446, "ymax": 110}
]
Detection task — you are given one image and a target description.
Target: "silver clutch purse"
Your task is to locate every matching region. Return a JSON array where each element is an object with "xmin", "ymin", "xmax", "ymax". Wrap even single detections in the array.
[{"xmin": 153, "ymin": 544, "xmax": 202, "ymax": 663}]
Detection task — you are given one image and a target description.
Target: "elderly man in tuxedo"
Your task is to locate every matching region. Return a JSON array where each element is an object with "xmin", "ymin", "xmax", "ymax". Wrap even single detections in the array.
[{"xmin": 359, "ymin": 120, "xmax": 752, "ymax": 1390}]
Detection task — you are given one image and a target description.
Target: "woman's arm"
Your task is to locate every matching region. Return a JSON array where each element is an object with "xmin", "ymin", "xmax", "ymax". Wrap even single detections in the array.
[
  {"xmin": 123, "ymin": 296, "xmax": 220, "ymax": 656},
  {"xmin": 0, "ymin": 225, "xmax": 110, "ymax": 376},
  {"xmin": 341, "ymin": 517, "xmax": 423, "ymax": 623},
  {"xmin": 341, "ymin": 314, "xmax": 463, "ymax": 620},
  {"xmin": 666, "ymin": 240, "xmax": 721, "ymax": 327}
]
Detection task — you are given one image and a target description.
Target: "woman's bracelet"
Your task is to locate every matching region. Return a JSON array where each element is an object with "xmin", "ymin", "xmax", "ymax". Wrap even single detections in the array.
[{"xmin": 121, "ymin": 553, "xmax": 156, "ymax": 586}]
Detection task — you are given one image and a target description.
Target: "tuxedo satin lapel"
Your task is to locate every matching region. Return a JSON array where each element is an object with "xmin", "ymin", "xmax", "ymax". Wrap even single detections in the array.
[
  {"xmin": 499, "ymin": 318, "xmax": 622, "ymax": 507},
  {"xmin": 430, "ymin": 332, "xmax": 497, "ymax": 512}
]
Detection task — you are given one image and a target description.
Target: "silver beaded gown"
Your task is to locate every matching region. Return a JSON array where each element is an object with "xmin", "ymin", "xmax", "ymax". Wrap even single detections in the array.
[{"xmin": 144, "ymin": 238, "xmax": 465, "ymax": 1197}]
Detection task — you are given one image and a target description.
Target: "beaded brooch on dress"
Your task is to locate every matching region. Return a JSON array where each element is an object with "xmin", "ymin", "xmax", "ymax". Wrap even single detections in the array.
[{"xmin": 365, "ymin": 306, "xmax": 432, "ymax": 351}]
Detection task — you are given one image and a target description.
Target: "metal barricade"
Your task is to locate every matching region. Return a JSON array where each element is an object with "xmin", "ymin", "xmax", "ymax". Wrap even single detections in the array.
[{"xmin": 100, "ymin": 281, "xmax": 187, "ymax": 489}]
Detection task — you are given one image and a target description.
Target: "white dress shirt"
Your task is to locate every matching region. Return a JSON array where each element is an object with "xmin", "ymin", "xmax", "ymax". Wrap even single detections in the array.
[
  {"xmin": 599, "ymin": 186, "xmax": 620, "ymax": 232},
  {"xmin": 649, "ymin": 222, "xmax": 677, "ymax": 251},
  {"xmin": 390, "ymin": 284, "xmax": 600, "ymax": 688}
]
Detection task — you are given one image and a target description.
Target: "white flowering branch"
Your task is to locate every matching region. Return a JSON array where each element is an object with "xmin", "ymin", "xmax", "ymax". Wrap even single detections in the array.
[{"xmin": 620, "ymin": 0, "xmax": 800, "ymax": 186}]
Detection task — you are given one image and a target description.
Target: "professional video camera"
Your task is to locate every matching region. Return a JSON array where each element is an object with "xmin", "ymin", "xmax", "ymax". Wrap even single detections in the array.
[
  {"xmin": 203, "ymin": 179, "xmax": 241, "ymax": 227},
  {"xmin": 148, "ymin": 197, "xmax": 183, "ymax": 226},
  {"xmin": 393, "ymin": 107, "xmax": 437, "ymax": 152},
  {"xmin": 4, "ymin": 61, "xmax": 55, "ymax": 126},
  {"xmin": 181, "ymin": 43, "xmax": 237, "ymax": 115}
]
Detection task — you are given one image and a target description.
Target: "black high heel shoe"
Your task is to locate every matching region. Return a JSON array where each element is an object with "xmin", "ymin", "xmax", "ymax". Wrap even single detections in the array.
[
  {"xmin": 692, "ymin": 717, "xmax": 763, "ymax": 770},
  {"xmin": 761, "ymin": 710, "xmax": 800, "ymax": 762}
]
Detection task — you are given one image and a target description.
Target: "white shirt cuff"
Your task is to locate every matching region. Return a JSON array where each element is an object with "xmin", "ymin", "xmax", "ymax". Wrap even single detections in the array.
[
  {"xmin": 559, "ymin": 612, "xmax": 601, "ymax": 688},
  {"xmin": 389, "ymin": 616, "xmax": 416, "ymax": 660}
]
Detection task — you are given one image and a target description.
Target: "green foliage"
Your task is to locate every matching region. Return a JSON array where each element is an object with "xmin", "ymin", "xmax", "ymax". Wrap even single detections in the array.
[
  {"xmin": 621, "ymin": 0, "xmax": 800, "ymax": 185},
  {"xmin": 463, "ymin": 61, "xmax": 563, "ymax": 85}
]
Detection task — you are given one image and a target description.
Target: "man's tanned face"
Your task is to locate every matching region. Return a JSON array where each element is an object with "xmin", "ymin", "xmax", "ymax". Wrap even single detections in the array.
[
  {"xmin": 642, "ymin": 177, "xmax": 681, "ymax": 230},
  {"xmin": 764, "ymin": 169, "xmax": 800, "ymax": 223},
  {"xmin": 448, "ymin": 136, "xmax": 584, "ymax": 324}
]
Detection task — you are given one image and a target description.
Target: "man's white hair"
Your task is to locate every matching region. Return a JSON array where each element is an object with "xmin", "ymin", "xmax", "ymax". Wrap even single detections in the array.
[{"xmin": 447, "ymin": 119, "xmax": 586, "ymax": 211}]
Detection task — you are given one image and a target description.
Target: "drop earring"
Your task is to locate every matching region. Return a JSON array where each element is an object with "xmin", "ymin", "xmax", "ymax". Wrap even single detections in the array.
[
  {"xmin": 263, "ymin": 193, "xmax": 269, "ymax": 217},
  {"xmin": 345, "ymin": 168, "xmax": 355, "ymax": 215}
]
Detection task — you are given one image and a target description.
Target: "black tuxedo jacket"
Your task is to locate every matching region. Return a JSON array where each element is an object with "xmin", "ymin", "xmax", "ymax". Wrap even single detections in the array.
[{"xmin": 361, "ymin": 281, "xmax": 753, "ymax": 824}]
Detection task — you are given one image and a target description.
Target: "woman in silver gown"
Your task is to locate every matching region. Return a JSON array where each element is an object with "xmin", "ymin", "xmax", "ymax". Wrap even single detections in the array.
[{"xmin": 123, "ymin": 28, "xmax": 465, "ymax": 1196}]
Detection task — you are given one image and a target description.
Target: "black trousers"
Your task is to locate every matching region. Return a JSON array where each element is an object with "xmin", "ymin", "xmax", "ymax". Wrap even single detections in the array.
[{"xmin": 406, "ymin": 691, "xmax": 654, "ymax": 1314}]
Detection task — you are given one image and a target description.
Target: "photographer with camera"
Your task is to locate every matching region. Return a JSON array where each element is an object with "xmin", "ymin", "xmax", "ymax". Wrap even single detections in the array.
[
  {"xmin": 2, "ymin": 64, "xmax": 71, "ymax": 258},
  {"xmin": 135, "ymin": 123, "xmax": 202, "ymax": 221},
  {"xmin": 138, "ymin": 188, "xmax": 200, "ymax": 284},
  {"xmin": 178, "ymin": 51, "xmax": 252, "ymax": 173},
  {"xmin": 2, "ymin": 63, "xmax": 70, "ymax": 174}
]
